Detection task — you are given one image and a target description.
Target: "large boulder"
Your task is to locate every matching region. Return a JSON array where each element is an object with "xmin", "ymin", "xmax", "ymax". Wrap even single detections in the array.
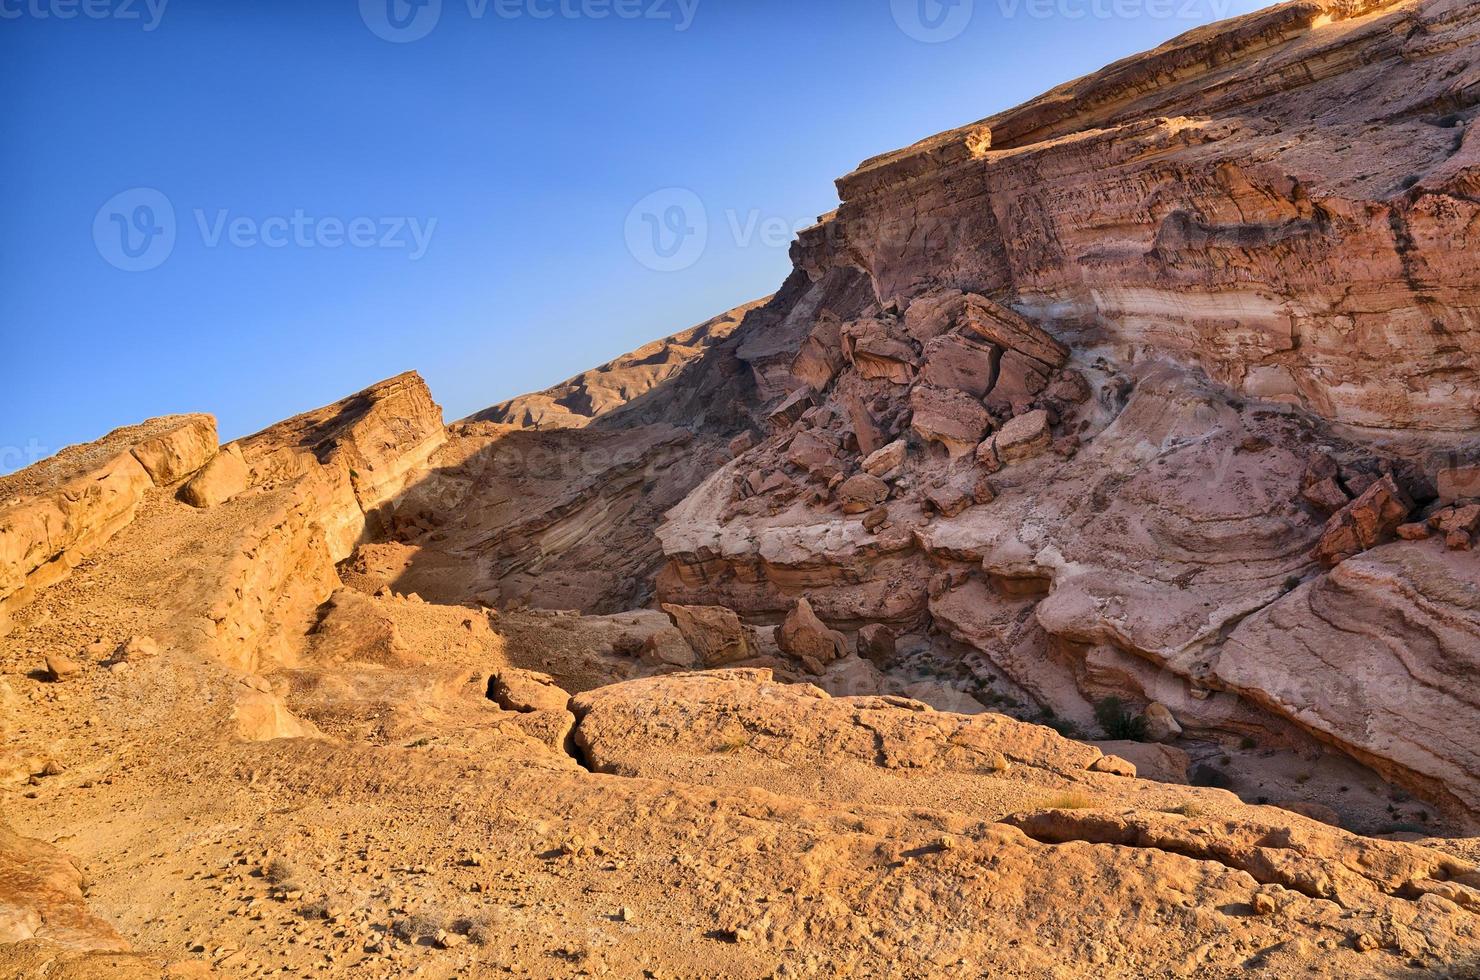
[
  {"xmin": 919, "ymin": 334, "xmax": 998, "ymax": 397},
  {"xmin": 1315, "ymin": 474, "xmax": 1412, "ymax": 567},
  {"xmin": 179, "ymin": 444, "xmax": 251, "ymax": 509},
  {"xmin": 836, "ymin": 473, "xmax": 890, "ymax": 515},
  {"xmin": 776, "ymin": 597, "xmax": 847, "ymax": 669},
  {"xmin": 660, "ymin": 604, "xmax": 752, "ymax": 666},
  {"xmin": 910, "ymin": 386, "xmax": 992, "ymax": 458},
  {"xmin": 993, "ymin": 410, "xmax": 1052, "ymax": 465}
]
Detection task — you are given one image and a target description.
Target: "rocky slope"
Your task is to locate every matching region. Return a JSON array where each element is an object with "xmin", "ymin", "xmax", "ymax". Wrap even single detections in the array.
[{"xmin": 3, "ymin": 0, "xmax": 1480, "ymax": 976}]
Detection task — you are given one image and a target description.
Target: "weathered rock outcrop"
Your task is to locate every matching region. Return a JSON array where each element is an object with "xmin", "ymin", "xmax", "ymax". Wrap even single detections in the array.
[
  {"xmin": 1216, "ymin": 542, "xmax": 1480, "ymax": 815},
  {"xmin": 235, "ymin": 371, "xmax": 446, "ymax": 560},
  {"xmin": 802, "ymin": 0, "xmax": 1480, "ymax": 434},
  {"xmin": 0, "ymin": 415, "xmax": 217, "ymax": 635},
  {"xmin": 0, "ymin": 821, "xmax": 126, "ymax": 951}
]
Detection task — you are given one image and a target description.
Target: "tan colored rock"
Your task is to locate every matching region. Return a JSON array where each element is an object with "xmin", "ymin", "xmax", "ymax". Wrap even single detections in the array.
[
  {"xmin": 180, "ymin": 444, "xmax": 250, "ymax": 509},
  {"xmin": 236, "ymin": 372, "xmax": 446, "ymax": 561},
  {"xmin": 43, "ymin": 654, "xmax": 80, "ymax": 682},
  {"xmin": 993, "ymin": 410, "xmax": 1052, "ymax": 465},
  {"xmin": 232, "ymin": 684, "xmax": 321, "ymax": 743},
  {"xmin": 0, "ymin": 415, "xmax": 219, "ymax": 635},
  {"xmin": 1278, "ymin": 801, "xmax": 1342, "ymax": 827},
  {"xmin": 1089, "ymin": 754, "xmax": 1137, "ymax": 777},
  {"xmin": 1142, "ymin": 702, "xmax": 1182, "ymax": 742},
  {"xmin": 487, "ymin": 669, "xmax": 572, "ymax": 714},
  {"xmin": 862, "ymin": 440, "xmax": 906, "ymax": 477},
  {"xmin": 776, "ymin": 597, "xmax": 847, "ymax": 667},
  {"xmin": 128, "ymin": 415, "xmax": 218, "ymax": 486},
  {"xmin": 660, "ymin": 604, "xmax": 752, "ymax": 666},
  {"xmin": 1091, "ymin": 741, "xmax": 1190, "ymax": 784},
  {"xmin": 0, "ymin": 821, "xmax": 128, "ymax": 950}
]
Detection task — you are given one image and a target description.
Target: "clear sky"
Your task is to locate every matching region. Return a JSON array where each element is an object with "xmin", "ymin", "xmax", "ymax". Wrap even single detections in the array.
[{"xmin": 0, "ymin": 0, "xmax": 1272, "ymax": 471}]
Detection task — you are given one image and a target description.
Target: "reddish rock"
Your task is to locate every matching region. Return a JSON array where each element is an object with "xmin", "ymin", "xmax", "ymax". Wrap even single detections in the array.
[
  {"xmin": 1437, "ymin": 465, "xmax": 1480, "ymax": 505},
  {"xmin": 849, "ymin": 334, "xmax": 918, "ymax": 385},
  {"xmin": 766, "ymin": 386, "xmax": 816, "ymax": 430},
  {"xmin": 924, "ymin": 482, "xmax": 974, "ymax": 518},
  {"xmin": 785, "ymin": 431, "xmax": 840, "ymax": 478},
  {"xmin": 1315, "ymin": 475, "xmax": 1413, "ymax": 567},
  {"xmin": 1302, "ymin": 476, "xmax": 1351, "ymax": 514},
  {"xmin": 728, "ymin": 431, "xmax": 757, "ymax": 457},
  {"xmin": 957, "ymin": 295, "xmax": 1069, "ymax": 368},
  {"xmin": 975, "ymin": 436, "xmax": 1003, "ymax": 473},
  {"xmin": 837, "ymin": 474, "xmax": 890, "ymax": 515},
  {"xmin": 660, "ymin": 604, "xmax": 752, "ymax": 667},
  {"xmin": 1044, "ymin": 369, "xmax": 1091, "ymax": 406},
  {"xmin": 1433, "ymin": 503, "xmax": 1480, "ymax": 536},
  {"xmin": 918, "ymin": 334, "xmax": 998, "ymax": 397},
  {"xmin": 856, "ymin": 624, "xmax": 897, "ymax": 665},
  {"xmin": 776, "ymin": 597, "xmax": 847, "ymax": 668},
  {"xmin": 862, "ymin": 440, "xmax": 907, "ymax": 477},
  {"xmin": 910, "ymin": 386, "xmax": 993, "ymax": 458},
  {"xmin": 985, "ymin": 350, "xmax": 1051, "ymax": 414},
  {"xmin": 1396, "ymin": 522, "xmax": 1433, "ymax": 541}
]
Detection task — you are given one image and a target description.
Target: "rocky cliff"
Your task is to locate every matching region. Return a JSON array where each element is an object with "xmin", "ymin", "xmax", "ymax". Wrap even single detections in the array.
[{"xmin": 3, "ymin": 1, "xmax": 1480, "ymax": 976}]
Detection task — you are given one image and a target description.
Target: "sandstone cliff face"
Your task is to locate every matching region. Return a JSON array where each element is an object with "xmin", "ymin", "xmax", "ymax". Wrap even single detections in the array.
[
  {"xmin": 800, "ymin": 0, "xmax": 1480, "ymax": 434},
  {"xmin": 235, "ymin": 371, "xmax": 446, "ymax": 560},
  {"xmin": 649, "ymin": 0, "xmax": 1480, "ymax": 824}
]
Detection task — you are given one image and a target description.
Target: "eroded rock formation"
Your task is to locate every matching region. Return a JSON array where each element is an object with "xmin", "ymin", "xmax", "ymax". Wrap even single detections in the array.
[{"xmin": 4, "ymin": 1, "xmax": 1480, "ymax": 976}]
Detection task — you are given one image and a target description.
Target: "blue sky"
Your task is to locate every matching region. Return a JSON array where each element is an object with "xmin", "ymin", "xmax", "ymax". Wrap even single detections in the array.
[{"xmin": 0, "ymin": 0, "xmax": 1271, "ymax": 470}]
